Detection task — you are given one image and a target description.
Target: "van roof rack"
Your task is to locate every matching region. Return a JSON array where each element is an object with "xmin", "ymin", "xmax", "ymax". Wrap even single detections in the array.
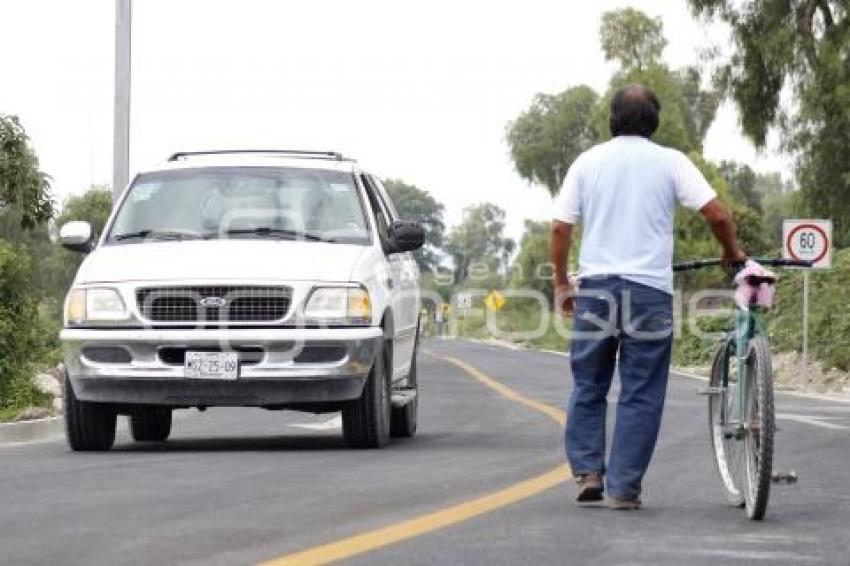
[{"xmin": 167, "ymin": 149, "xmax": 352, "ymax": 162}]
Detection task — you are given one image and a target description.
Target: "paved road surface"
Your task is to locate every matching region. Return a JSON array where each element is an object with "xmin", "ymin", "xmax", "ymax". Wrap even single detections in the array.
[{"xmin": 2, "ymin": 339, "xmax": 849, "ymax": 565}]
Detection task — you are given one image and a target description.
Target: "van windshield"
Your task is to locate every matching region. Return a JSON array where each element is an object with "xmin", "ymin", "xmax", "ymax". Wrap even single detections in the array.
[{"xmin": 107, "ymin": 167, "xmax": 371, "ymax": 245}]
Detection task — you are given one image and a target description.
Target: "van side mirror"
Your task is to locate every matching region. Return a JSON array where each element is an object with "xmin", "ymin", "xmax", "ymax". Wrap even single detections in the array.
[
  {"xmin": 386, "ymin": 220, "xmax": 424, "ymax": 254},
  {"xmin": 59, "ymin": 221, "xmax": 95, "ymax": 253}
]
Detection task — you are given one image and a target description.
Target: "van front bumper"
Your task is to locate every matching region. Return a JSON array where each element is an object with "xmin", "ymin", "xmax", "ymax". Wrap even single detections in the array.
[{"xmin": 60, "ymin": 327, "xmax": 382, "ymax": 407}]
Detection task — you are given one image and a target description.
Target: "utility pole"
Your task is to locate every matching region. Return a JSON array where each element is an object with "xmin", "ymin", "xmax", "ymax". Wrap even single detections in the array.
[{"xmin": 113, "ymin": 0, "xmax": 132, "ymax": 203}]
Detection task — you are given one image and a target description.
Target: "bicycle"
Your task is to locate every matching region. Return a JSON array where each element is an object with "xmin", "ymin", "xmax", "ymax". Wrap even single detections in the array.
[{"xmin": 673, "ymin": 257, "xmax": 812, "ymax": 520}]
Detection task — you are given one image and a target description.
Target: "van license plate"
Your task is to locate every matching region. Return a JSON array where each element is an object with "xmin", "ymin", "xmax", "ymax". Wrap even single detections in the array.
[{"xmin": 185, "ymin": 351, "xmax": 239, "ymax": 380}]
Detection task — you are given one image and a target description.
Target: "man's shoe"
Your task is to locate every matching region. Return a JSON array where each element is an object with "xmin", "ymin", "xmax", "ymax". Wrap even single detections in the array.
[
  {"xmin": 574, "ymin": 473, "xmax": 604, "ymax": 505},
  {"xmin": 608, "ymin": 495, "xmax": 642, "ymax": 510}
]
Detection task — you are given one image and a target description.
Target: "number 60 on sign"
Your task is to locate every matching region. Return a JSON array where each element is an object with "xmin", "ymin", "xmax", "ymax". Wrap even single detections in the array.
[{"xmin": 782, "ymin": 219, "xmax": 832, "ymax": 270}]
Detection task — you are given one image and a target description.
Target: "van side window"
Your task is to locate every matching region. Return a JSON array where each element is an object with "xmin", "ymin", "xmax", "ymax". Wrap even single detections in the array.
[
  {"xmin": 361, "ymin": 174, "xmax": 390, "ymax": 243},
  {"xmin": 370, "ymin": 177, "xmax": 400, "ymax": 222}
]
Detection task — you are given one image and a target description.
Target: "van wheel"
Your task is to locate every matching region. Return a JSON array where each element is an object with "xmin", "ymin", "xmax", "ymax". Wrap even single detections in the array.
[
  {"xmin": 130, "ymin": 408, "xmax": 172, "ymax": 442},
  {"xmin": 343, "ymin": 341, "xmax": 391, "ymax": 448},
  {"xmin": 391, "ymin": 345, "xmax": 418, "ymax": 438},
  {"xmin": 63, "ymin": 368, "xmax": 117, "ymax": 452}
]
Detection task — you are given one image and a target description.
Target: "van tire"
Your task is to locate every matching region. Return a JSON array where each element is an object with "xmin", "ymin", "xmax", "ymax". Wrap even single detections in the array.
[
  {"xmin": 130, "ymin": 408, "xmax": 172, "ymax": 442},
  {"xmin": 343, "ymin": 341, "xmax": 391, "ymax": 448},
  {"xmin": 63, "ymin": 367, "xmax": 117, "ymax": 452}
]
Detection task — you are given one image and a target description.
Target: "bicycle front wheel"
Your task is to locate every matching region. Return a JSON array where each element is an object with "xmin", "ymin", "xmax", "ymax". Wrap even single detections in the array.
[
  {"xmin": 708, "ymin": 339, "xmax": 745, "ymax": 507},
  {"xmin": 743, "ymin": 335, "xmax": 774, "ymax": 520}
]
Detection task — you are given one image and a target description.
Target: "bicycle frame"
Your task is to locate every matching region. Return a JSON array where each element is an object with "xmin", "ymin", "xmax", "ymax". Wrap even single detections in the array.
[{"xmin": 717, "ymin": 305, "xmax": 767, "ymax": 435}]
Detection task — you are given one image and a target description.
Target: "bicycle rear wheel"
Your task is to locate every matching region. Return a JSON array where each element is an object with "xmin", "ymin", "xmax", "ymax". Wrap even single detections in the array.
[
  {"xmin": 708, "ymin": 339, "xmax": 745, "ymax": 507},
  {"xmin": 742, "ymin": 335, "xmax": 774, "ymax": 520}
]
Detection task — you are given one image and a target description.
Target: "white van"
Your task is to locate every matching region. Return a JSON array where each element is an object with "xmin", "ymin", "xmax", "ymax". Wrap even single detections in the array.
[{"xmin": 59, "ymin": 150, "xmax": 423, "ymax": 451}]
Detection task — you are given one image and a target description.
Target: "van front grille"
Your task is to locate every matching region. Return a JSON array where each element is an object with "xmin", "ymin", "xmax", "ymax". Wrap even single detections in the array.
[{"xmin": 136, "ymin": 286, "xmax": 291, "ymax": 323}]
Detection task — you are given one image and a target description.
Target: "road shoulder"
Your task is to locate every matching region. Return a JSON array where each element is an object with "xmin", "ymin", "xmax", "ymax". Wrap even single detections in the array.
[{"xmin": 0, "ymin": 416, "xmax": 63, "ymax": 445}]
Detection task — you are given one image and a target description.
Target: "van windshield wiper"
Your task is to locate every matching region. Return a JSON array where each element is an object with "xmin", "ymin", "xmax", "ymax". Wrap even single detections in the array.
[
  {"xmin": 220, "ymin": 227, "xmax": 333, "ymax": 242},
  {"xmin": 114, "ymin": 229, "xmax": 202, "ymax": 241}
]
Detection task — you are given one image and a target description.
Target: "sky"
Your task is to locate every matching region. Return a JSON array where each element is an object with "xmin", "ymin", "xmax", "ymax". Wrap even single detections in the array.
[{"xmin": 0, "ymin": 0, "xmax": 789, "ymax": 243}]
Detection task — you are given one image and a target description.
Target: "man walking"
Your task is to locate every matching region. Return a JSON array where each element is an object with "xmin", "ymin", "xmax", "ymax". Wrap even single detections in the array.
[{"xmin": 549, "ymin": 84, "xmax": 746, "ymax": 509}]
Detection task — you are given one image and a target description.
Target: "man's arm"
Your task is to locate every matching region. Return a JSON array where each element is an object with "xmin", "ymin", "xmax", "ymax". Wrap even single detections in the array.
[
  {"xmin": 550, "ymin": 220, "xmax": 574, "ymax": 314},
  {"xmin": 699, "ymin": 198, "xmax": 747, "ymax": 270}
]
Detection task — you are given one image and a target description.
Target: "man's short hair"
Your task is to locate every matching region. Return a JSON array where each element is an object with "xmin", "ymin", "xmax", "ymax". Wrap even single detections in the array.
[{"xmin": 609, "ymin": 85, "xmax": 661, "ymax": 138}]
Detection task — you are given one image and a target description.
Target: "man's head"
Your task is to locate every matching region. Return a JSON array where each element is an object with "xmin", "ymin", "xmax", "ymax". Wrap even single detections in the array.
[{"xmin": 609, "ymin": 84, "xmax": 661, "ymax": 139}]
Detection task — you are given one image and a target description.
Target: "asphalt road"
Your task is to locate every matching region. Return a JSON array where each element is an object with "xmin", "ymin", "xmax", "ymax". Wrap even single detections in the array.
[{"xmin": 2, "ymin": 339, "xmax": 850, "ymax": 565}]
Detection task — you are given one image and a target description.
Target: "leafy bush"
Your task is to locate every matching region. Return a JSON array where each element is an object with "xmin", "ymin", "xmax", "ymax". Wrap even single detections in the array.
[
  {"xmin": 767, "ymin": 248, "xmax": 850, "ymax": 370},
  {"xmin": 672, "ymin": 312, "xmax": 733, "ymax": 367},
  {"xmin": 0, "ymin": 241, "xmax": 48, "ymax": 412}
]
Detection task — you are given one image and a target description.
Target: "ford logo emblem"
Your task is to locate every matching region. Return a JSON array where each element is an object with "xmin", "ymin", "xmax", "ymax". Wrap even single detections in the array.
[{"xmin": 199, "ymin": 296, "xmax": 227, "ymax": 308}]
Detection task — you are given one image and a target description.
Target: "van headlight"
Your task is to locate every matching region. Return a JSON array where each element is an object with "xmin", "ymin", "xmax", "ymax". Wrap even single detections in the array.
[
  {"xmin": 304, "ymin": 287, "xmax": 371, "ymax": 325},
  {"xmin": 65, "ymin": 288, "xmax": 130, "ymax": 325}
]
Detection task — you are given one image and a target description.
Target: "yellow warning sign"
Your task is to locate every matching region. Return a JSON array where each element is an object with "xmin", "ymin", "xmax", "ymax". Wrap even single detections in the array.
[{"xmin": 484, "ymin": 290, "xmax": 506, "ymax": 312}]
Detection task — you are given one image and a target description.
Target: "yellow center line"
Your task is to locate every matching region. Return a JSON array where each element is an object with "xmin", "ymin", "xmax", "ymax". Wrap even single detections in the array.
[
  {"xmin": 437, "ymin": 354, "xmax": 566, "ymax": 427},
  {"xmin": 259, "ymin": 350, "xmax": 570, "ymax": 566}
]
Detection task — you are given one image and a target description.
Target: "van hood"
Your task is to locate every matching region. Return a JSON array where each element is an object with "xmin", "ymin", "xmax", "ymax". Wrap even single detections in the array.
[{"xmin": 75, "ymin": 240, "xmax": 367, "ymax": 284}]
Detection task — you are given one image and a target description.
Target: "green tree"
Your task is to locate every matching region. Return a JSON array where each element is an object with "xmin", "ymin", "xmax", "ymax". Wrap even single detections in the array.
[
  {"xmin": 719, "ymin": 164, "xmax": 803, "ymax": 246},
  {"xmin": 675, "ymin": 154, "xmax": 771, "ymax": 268},
  {"xmin": 600, "ymin": 8, "xmax": 666, "ymax": 71},
  {"xmin": 719, "ymin": 161, "xmax": 762, "ymax": 212},
  {"xmin": 383, "ymin": 178, "xmax": 445, "ymax": 273},
  {"xmin": 762, "ymin": 189, "xmax": 800, "ymax": 247},
  {"xmin": 596, "ymin": 9, "xmax": 720, "ymax": 153},
  {"xmin": 509, "ymin": 220, "xmax": 583, "ymax": 300},
  {"xmin": 688, "ymin": 0, "xmax": 850, "ymax": 245},
  {"xmin": 0, "ymin": 115, "xmax": 53, "ymax": 229},
  {"xmin": 445, "ymin": 203, "xmax": 514, "ymax": 285},
  {"xmin": 41, "ymin": 186, "xmax": 113, "ymax": 307},
  {"xmin": 753, "ymin": 171, "xmax": 792, "ymax": 198},
  {"xmin": 506, "ymin": 85, "xmax": 600, "ymax": 196},
  {"xmin": 595, "ymin": 67, "xmax": 706, "ymax": 153},
  {"xmin": 56, "ymin": 185, "xmax": 113, "ymax": 235},
  {"xmin": 677, "ymin": 67, "xmax": 722, "ymax": 150},
  {"xmin": 509, "ymin": 221, "xmax": 552, "ymax": 298}
]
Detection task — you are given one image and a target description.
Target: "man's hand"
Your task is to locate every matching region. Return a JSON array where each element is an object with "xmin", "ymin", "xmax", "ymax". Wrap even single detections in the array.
[
  {"xmin": 721, "ymin": 248, "xmax": 748, "ymax": 273},
  {"xmin": 554, "ymin": 280, "xmax": 575, "ymax": 315}
]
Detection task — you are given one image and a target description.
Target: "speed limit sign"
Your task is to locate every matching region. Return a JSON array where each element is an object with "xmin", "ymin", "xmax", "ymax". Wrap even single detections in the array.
[{"xmin": 783, "ymin": 219, "xmax": 832, "ymax": 269}]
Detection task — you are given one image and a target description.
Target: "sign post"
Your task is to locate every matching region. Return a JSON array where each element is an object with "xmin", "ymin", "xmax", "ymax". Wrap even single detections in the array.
[
  {"xmin": 484, "ymin": 290, "xmax": 506, "ymax": 313},
  {"xmin": 782, "ymin": 219, "xmax": 832, "ymax": 369}
]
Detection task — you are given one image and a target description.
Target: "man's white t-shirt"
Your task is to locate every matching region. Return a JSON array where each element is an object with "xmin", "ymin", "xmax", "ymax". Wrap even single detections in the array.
[{"xmin": 553, "ymin": 136, "xmax": 717, "ymax": 294}]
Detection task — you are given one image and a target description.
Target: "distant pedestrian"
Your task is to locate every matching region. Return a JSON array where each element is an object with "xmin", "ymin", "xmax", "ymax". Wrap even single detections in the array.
[{"xmin": 549, "ymin": 84, "xmax": 747, "ymax": 509}]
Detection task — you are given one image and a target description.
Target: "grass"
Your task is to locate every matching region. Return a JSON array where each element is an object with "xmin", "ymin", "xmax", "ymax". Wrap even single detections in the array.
[
  {"xmin": 447, "ymin": 295, "xmax": 750, "ymax": 369},
  {"xmin": 0, "ymin": 370, "xmax": 50, "ymax": 422},
  {"xmin": 0, "ymin": 301, "xmax": 62, "ymax": 422},
  {"xmin": 0, "ymin": 406, "xmax": 22, "ymax": 422},
  {"xmin": 454, "ymin": 302, "xmax": 730, "ymax": 365},
  {"xmin": 672, "ymin": 312, "xmax": 733, "ymax": 367},
  {"xmin": 449, "ymin": 301, "xmax": 569, "ymax": 352}
]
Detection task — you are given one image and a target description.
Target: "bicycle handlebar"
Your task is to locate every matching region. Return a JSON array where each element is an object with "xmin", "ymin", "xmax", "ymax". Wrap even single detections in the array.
[{"xmin": 672, "ymin": 258, "xmax": 814, "ymax": 272}]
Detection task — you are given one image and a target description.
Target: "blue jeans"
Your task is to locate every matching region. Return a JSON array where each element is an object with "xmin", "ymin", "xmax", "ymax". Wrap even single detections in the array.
[{"xmin": 566, "ymin": 276, "xmax": 673, "ymax": 499}]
